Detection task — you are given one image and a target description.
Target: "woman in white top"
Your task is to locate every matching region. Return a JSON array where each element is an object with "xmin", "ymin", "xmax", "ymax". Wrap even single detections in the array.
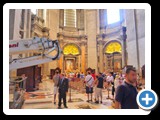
[
  {"xmin": 106, "ymin": 73, "xmax": 114, "ymax": 83},
  {"xmin": 114, "ymin": 75, "xmax": 120, "ymax": 90}
]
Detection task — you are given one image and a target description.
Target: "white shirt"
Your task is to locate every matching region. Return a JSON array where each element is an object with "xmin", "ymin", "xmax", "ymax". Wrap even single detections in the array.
[
  {"xmin": 114, "ymin": 78, "xmax": 120, "ymax": 89},
  {"xmin": 106, "ymin": 76, "xmax": 114, "ymax": 82},
  {"xmin": 85, "ymin": 75, "xmax": 94, "ymax": 87}
]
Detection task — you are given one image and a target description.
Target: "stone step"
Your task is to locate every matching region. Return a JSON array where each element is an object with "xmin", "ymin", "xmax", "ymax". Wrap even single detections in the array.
[{"xmin": 25, "ymin": 99, "xmax": 52, "ymax": 104}]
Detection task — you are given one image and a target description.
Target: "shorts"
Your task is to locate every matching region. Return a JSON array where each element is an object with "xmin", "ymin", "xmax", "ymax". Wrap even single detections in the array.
[
  {"xmin": 86, "ymin": 86, "xmax": 93, "ymax": 94},
  {"xmin": 53, "ymin": 86, "xmax": 58, "ymax": 95},
  {"xmin": 96, "ymin": 88, "xmax": 102, "ymax": 98},
  {"xmin": 94, "ymin": 87, "xmax": 97, "ymax": 96}
]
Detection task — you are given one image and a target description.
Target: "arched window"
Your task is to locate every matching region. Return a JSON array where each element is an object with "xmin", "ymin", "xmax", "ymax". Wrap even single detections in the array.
[
  {"xmin": 107, "ymin": 9, "xmax": 120, "ymax": 24},
  {"xmin": 64, "ymin": 9, "xmax": 76, "ymax": 27}
]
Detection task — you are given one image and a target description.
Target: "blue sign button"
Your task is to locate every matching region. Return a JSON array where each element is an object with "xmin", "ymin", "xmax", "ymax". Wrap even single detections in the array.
[{"xmin": 137, "ymin": 89, "xmax": 158, "ymax": 110}]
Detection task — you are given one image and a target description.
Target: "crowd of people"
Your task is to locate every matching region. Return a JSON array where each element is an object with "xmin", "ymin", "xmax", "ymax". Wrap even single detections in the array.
[
  {"xmin": 84, "ymin": 71, "xmax": 125, "ymax": 104},
  {"xmin": 52, "ymin": 67, "xmax": 142, "ymax": 109}
]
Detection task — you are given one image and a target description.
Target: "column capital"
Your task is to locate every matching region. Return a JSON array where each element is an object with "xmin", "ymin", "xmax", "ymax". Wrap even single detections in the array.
[
  {"xmin": 80, "ymin": 41, "xmax": 87, "ymax": 46},
  {"xmin": 79, "ymin": 35, "xmax": 88, "ymax": 40},
  {"xmin": 97, "ymin": 40, "xmax": 106, "ymax": 45},
  {"xmin": 96, "ymin": 33, "xmax": 106, "ymax": 40},
  {"xmin": 57, "ymin": 32, "xmax": 64, "ymax": 40}
]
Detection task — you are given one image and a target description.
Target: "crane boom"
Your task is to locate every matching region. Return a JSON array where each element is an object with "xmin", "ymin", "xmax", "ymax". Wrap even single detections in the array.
[{"xmin": 9, "ymin": 37, "xmax": 62, "ymax": 70}]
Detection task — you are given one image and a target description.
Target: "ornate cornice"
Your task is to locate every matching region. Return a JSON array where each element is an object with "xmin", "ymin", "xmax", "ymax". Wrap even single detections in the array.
[
  {"xmin": 57, "ymin": 32, "xmax": 88, "ymax": 41},
  {"xmin": 59, "ymin": 38, "xmax": 87, "ymax": 47}
]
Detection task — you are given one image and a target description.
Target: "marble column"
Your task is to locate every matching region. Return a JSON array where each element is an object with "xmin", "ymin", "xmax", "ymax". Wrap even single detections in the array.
[
  {"xmin": 9, "ymin": 9, "xmax": 15, "ymax": 40},
  {"xmin": 77, "ymin": 10, "xmax": 81, "ymax": 29},
  {"xmin": 98, "ymin": 40, "xmax": 104, "ymax": 73},
  {"xmin": 86, "ymin": 10, "xmax": 98, "ymax": 73},
  {"xmin": 100, "ymin": 9, "xmax": 107, "ymax": 34},
  {"xmin": 27, "ymin": 10, "xmax": 32, "ymax": 38},
  {"xmin": 37, "ymin": 9, "xmax": 43, "ymax": 18},
  {"xmin": 136, "ymin": 9, "xmax": 145, "ymax": 70},
  {"xmin": 59, "ymin": 9, "xmax": 64, "ymax": 28},
  {"xmin": 80, "ymin": 10, "xmax": 84, "ymax": 29},
  {"xmin": 43, "ymin": 63, "xmax": 49, "ymax": 78},
  {"xmin": 13, "ymin": 9, "xmax": 22, "ymax": 39},
  {"xmin": 97, "ymin": 9, "xmax": 100, "ymax": 34},
  {"xmin": 58, "ymin": 40, "xmax": 64, "ymax": 73},
  {"xmin": 9, "ymin": 9, "xmax": 22, "ymax": 78},
  {"xmin": 103, "ymin": 53, "xmax": 107, "ymax": 71},
  {"xmin": 45, "ymin": 9, "xmax": 49, "ymax": 28},
  {"xmin": 78, "ymin": 55, "xmax": 81, "ymax": 71},
  {"xmin": 84, "ymin": 10, "xmax": 87, "ymax": 35},
  {"xmin": 125, "ymin": 9, "xmax": 144, "ymax": 72},
  {"xmin": 120, "ymin": 34, "xmax": 125, "ymax": 68},
  {"xmin": 81, "ymin": 42, "xmax": 86, "ymax": 73},
  {"xmin": 23, "ymin": 10, "xmax": 31, "ymax": 38},
  {"xmin": 46, "ymin": 10, "xmax": 59, "ymax": 75}
]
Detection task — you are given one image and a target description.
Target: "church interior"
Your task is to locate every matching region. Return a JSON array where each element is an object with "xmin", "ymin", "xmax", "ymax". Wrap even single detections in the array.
[{"xmin": 9, "ymin": 9, "xmax": 145, "ymax": 109}]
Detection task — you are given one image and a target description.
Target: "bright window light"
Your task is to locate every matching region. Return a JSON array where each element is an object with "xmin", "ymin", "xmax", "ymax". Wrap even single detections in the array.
[
  {"xmin": 31, "ymin": 9, "xmax": 37, "ymax": 15},
  {"xmin": 107, "ymin": 9, "xmax": 120, "ymax": 24},
  {"xmin": 64, "ymin": 9, "xmax": 76, "ymax": 27}
]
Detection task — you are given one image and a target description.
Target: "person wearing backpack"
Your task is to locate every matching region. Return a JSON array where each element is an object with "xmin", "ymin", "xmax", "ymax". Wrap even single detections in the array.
[{"xmin": 85, "ymin": 72, "xmax": 94, "ymax": 102}]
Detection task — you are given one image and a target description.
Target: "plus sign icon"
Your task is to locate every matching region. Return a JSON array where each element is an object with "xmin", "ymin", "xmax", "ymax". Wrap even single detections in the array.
[{"xmin": 137, "ymin": 89, "xmax": 158, "ymax": 110}]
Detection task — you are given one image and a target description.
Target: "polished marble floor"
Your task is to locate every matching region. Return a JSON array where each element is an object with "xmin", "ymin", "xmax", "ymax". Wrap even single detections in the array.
[{"xmin": 22, "ymin": 79, "xmax": 114, "ymax": 109}]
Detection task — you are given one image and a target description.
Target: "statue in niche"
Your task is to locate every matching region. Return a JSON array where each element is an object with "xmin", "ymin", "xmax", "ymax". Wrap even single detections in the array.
[{"xmin": 66, "ymin": 60, "xmax": 73, "ymax": 71}]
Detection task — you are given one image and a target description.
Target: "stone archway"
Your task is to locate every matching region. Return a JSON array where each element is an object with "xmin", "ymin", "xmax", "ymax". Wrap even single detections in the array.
[
  {"xmin": 103, "ymin": 41, "xmax": 122, "ymax": 72},
  {"xmin": 62, "ymin": 43, "xmax": 81, "ymax": 73}
]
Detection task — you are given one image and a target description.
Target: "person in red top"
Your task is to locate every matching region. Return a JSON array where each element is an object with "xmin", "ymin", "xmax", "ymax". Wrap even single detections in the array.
[{"xmin": 91, "ymin": 72, "xmax": 96, "ymax": 81}]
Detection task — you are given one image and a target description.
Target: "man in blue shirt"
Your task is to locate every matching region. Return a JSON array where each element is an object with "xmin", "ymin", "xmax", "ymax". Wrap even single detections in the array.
[
  {"xmin": 115, "ymin": 67, "xmax": 139, "ymax": 109},
  {"xmin": 95, "ymin": 72, "xmax": 104, "ymax": 104}
]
